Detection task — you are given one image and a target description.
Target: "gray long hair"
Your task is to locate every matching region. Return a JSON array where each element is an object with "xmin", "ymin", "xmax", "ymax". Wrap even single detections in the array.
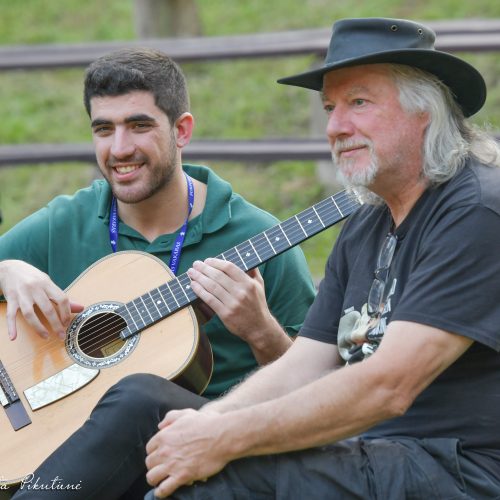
[{"xmin": 390, "ymin": 64, "xmax": 500, "ymax": 183}]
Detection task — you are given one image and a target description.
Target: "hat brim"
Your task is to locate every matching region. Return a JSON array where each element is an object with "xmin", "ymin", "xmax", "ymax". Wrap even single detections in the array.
[{"xmin": 277, "ymin": 49, "xmax": 486, "ymax": 117}]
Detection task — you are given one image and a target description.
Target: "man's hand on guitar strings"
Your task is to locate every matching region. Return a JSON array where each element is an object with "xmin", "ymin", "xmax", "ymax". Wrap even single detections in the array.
[
  {"xmin": 187, "ymin": 258, "xmax": 277, "ymax": 342},
  {"xmin": 0, "ymin": 259, "xmax": 84, "ymax": 340}
]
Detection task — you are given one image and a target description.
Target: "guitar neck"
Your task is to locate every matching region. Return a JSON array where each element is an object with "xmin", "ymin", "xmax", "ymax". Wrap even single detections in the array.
[{"xmin": 120, "ymin": 190, "xmax": 360, "ymax": 339}]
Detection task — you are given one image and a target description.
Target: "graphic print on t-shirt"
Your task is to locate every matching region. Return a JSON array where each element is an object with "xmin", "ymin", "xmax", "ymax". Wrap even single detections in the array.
[{"xmin": 337, "ymin": 277, "xmax": 397, "ymax": 362}]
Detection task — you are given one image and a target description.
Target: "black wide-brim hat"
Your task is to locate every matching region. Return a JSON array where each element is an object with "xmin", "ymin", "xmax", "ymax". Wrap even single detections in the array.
[{"xmin": 278, "ymin": 17, "xmax": 486, "ymax": 117}]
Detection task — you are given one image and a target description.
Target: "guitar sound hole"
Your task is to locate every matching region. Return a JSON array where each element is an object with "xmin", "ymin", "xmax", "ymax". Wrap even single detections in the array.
[{"xmin": 77, "ymin": 312, "xmax": 127, "ymax": 359}]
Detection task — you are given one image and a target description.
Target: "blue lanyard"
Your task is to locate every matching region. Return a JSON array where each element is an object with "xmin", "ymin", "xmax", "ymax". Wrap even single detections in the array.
[{"xmin": 109, "ymin": 172, "xmax": 195, "ymax": 275}]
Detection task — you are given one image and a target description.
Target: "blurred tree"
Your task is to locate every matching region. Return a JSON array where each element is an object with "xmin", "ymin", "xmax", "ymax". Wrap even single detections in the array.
[{"xmin": 133, "ymin": 0, "xmax": 202, "ymax": 38}]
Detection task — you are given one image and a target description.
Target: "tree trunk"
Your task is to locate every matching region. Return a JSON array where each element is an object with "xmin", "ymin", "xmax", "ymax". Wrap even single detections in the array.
[{"xmin": 133, "ymin": 0, "xmax": 202, "ymax": 38}]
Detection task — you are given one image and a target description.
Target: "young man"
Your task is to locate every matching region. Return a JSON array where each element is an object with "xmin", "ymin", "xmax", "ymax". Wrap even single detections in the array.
[
  {"xmin": 0, "ymin": 49, "xmax": 315, "ymax": 497},
  {"xmin": 142, "ymin": 18, "xmax": 500, "ymax": 499}
]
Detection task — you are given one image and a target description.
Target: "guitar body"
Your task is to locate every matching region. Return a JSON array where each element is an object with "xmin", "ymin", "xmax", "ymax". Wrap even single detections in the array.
[{"xmin": 0, "ymin": 251, "xmax": 213, "ymax": 485}]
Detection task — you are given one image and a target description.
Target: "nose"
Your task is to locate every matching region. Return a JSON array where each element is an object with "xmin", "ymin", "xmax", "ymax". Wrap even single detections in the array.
[
  {"xmin": 325, "ymin": 105, "xmax": 355, "ymax": 143},
  {"xmin": 110, "ymin": 128, "xmax": 135, "ymax": 159}
]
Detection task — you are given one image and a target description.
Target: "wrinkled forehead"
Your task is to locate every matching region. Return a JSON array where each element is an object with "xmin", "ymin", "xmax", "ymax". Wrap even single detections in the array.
[{"xmin": 320, "ymin": 64, "xmax": 398, "ymax": 101}]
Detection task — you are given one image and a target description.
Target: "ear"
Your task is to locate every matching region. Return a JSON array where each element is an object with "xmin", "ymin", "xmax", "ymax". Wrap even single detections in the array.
[{"xmin": 174, "ymin": 112, "xmax": 195, "ymax": 149}]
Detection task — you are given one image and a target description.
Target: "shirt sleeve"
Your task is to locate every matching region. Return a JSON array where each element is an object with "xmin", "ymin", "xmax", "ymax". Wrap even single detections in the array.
[
  {"xmin": 392, "ymin": 204, "xmax": 500, "ymax": 351},
  {"xmin": 0, "ymin": 207, "xmax": 50, "ymax": 272}
]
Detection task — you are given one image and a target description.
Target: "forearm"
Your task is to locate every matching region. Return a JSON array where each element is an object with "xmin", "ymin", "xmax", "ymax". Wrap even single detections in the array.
[
  {"xmin": 219, "ymin": 358, "xmax": 397, "ymax": 459},
  {"xmin": 245, "ymin": 316, "xmax": 293, "ymax": 365},
  {"xmin": 215, "ymin": 323, "xmax": 474, "ymax": 460},
  {"xmin": 202, "ymin": 337, "xmax": 338, "ymax": 414},
  {"xmin": 202, "ymin": 355, "xmax": 293, "ymax": 414}
]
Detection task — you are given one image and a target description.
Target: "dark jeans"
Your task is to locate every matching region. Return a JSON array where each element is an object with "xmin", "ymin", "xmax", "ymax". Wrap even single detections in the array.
[
  {"xmin": 145, "ymin": 437, "xmax": 500, "ymax": 500},
  {"xmin": 12, "ymin": 374, "xmax": 207, "ymax": 500}
]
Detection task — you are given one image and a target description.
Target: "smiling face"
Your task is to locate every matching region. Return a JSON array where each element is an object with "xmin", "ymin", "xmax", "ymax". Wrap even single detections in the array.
[
  {"xmin": 322, "ymin": 64, "xmax": 429, "ymax": 193},
  {"xmin": 90, "ymin": 91, "xmax": 178, "ymax": 204}
]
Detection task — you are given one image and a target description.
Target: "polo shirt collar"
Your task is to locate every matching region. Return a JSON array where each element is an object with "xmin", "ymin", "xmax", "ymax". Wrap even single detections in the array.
[{"xmin": 95, "ymin": 164, "xmax": 233, "ymax": 240}]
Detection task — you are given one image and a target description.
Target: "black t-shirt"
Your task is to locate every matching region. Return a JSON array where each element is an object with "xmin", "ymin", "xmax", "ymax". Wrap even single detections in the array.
[{"xmin": 300, "ymin": 159, "xmax": 500, "ymax": 466}]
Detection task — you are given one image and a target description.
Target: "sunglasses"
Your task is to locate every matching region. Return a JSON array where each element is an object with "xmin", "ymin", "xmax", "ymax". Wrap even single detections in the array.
[{"xmin": 348, "ymin": 233, "xmax": 398, "ymax": 363}]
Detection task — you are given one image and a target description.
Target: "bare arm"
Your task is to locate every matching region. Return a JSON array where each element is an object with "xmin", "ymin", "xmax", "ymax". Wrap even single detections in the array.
[
  {"xmin": 202, "ymin": 336, "xmax": 341, "ymax": 414},
  {"xmin": 220, "ymin": 321, "xmax": 473, "ymax": 454},
  {"xmin": 187, "ymin": 258, "xmax": 293, "ymax": 364},
  {"xmin": 0, "ymin": 259, "xmax": 83, "ymax": 340},
  {"xmin": 145, "ymin": 321, "xmax": 473, "ymax": 497}
]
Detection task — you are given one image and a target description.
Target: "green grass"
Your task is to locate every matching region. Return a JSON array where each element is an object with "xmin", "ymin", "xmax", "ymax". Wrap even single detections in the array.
[{"xmin": 1, "ymin": 0, "xmax": 500, "ymax": 277}]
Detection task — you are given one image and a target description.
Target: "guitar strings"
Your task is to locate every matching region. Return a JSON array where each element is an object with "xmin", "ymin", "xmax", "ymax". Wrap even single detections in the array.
[
  {"xmin": 8, "ymin": 193, "xmax": 360, "ymax": 370},
  {"xmin": 69, "ymin": 192, "xmax": 360, "ymax": 354},
  {"xmin": 74, "ymin": 192, "xmax": 360, "ymax": 354},
  {"xmin": 8, "ymin": 193, "xmax": 359, "ymax": 371},
  {"xmin": 8, "ymin": 194, "xmax": 358, "ymax": 368}
]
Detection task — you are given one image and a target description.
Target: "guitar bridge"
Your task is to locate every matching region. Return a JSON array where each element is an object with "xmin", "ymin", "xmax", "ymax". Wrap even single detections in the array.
[{"xmin": 0, "ymin": 359, "xmax": 31, "ymax": 431}]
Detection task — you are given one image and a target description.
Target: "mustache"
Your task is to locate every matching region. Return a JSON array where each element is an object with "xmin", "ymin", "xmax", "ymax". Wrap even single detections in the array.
[
  {"xmin": 332, "ymin": 138, "xmax": 373, "ymax": 155},
  {"xmin": 106, "ymin": 154, "xmax": 148, "ymax": 168}
]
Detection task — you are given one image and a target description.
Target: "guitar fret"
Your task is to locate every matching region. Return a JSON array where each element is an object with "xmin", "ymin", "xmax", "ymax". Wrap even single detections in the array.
[
  {"xmin": 297, "ymin": 207, "xmax": 323, "ymax": 236},
  {"xmin": 131, "ymin": 300, "xmax": 147, "ymax": 328},
  {"xmin": 125, "ymin": 304, "xmax": 140, "ymax": 331},
  {"xmin": 222, "ymin": 248, "xmax": 245, "ymax": 269},
  {"xmin": 119, "ymin": 309, "xmax": 135, "ymax": 337},
  {"xmin": 263, "ymin": 231, "xmax": 277, "ymax": 255},
  {"xmin": 279, "ymin": 225, "xmax": 292, "ymax": 246},
  {"xmin": 149, "ymin": 291, "xmax": 162, "ymax": 317},
  {"xmin": 158, "ymin": 284, "xmax": 177, "ymax": 311},
  {"xmin": 139, "ymin": 296, "xmax": 154, "ymax": 323},
  {"xmin": 234, "ymin": 247, "xmax": 247, "ymax": 270},
  {"xmin": 236, "ymin": 241, "xmax": 261, "ymax": 269},
  {"xmin": 165, "ymin": 281, "xmax": 180, "ymax": 308},
  {"xmin": 172, "ymin": 279, "xmax": 189, "ymax": 302},
  {"xmin": 312, "ymin": 206, "xmax": 325, "ymax": 227},
  {"xmin": 178, "ymin": 274, "xmax": 197, "ymax": 302},
  {"xmin": 248, "ymin": 239, "xmax": 262, "ymax": 263},
  {"xmin": 250, "ymin": 233, "xmax": 273, "ymax": 262},
  {"xmin": 150, "ymin": 289, "xmax": 168, "ymax": 316},
  {"xmin": 265, "ymin": 225, "xmax": 291, "ymax": 253},
  {"xmin": 331, "ymin": 196, "xmax": 343, "ymax": 218},
  {"xmin": 294, "ymin": 215, "xmax": 308, "ymax": 237},
  {"xmin": 142, "ymin": 294, "xmax": 161, "ymax": 322}
]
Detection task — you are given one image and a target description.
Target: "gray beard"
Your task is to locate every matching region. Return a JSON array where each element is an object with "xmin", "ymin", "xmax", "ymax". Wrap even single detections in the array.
[{"xmin": 332, "ymin": 151, "xmax": 383, "ymax": 206}]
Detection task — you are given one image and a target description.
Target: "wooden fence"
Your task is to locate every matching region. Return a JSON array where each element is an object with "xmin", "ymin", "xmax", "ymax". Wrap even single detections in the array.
[{"xmin": 1, "ymin": 19, "xmax": 499, "ymax": 167}]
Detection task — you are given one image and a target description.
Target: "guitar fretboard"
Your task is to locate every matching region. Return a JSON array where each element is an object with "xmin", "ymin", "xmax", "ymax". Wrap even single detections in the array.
[{"xmin": 119, "ymin": 190, "xmax": 360, "ymax": 339}]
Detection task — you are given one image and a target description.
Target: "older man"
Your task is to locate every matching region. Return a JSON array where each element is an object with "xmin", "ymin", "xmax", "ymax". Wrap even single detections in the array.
[{"xmin": 144, "ymin": 18, "xmax": 500, "ymax": 499}]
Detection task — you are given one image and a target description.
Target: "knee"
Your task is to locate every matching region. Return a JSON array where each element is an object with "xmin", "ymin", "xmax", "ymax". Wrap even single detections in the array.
[
  {"xmin": 93, "ymin": 374, "xmax": 173, "ymax": 421},
  {"xmin": 94, "ymin": 374, "xmax": 206, "ymax": 421}
]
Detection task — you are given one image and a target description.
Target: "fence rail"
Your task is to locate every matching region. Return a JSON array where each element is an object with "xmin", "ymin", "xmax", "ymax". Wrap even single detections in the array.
[
  {"xmin": 0, "ymin": 139, "xmax": 333, "ymax": 167},
  {"xmin": 1, "ymin": 20, "xmax": 500, "ymax": 71},
  {"xmin": 1, "ymin": 19, "xmax": 499, "ymax": 167}
]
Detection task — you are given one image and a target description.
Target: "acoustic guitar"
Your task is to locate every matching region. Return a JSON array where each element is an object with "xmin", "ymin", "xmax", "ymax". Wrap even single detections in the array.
[{"xmin": 0, "ymin": 189, "xmax": 360, "ymax": 485}]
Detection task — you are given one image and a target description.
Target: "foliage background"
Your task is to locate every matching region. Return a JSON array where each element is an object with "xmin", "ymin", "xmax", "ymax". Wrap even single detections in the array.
[{"xmin": 1, "ymin": 0, "xmax": 499, "ymax": 277}]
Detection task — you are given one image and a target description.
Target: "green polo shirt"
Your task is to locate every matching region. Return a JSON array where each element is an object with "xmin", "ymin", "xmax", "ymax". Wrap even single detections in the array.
[{"xmin": 0, "ymin": 164, "xmax": 315, "ymax": 397}]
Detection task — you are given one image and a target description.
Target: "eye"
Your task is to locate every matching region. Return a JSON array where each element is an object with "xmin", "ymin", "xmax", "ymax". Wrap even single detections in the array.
[
  {"xmin": 353, "ymin": 98, "xmax": 366, "ymax": 106},
  {"xmin": 93, "ymin": 125, "xmax": 112, "ymax": 136},
  {"xmin": 133, "ymin": 122, "xmax": 153, "ymax": 131},
  {"xmin": 323, "ymin": 104, "xmax": 335, "ymax": 115}
]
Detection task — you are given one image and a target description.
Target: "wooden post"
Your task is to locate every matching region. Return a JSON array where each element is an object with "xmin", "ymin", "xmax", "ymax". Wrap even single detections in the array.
[
  {"xmin": 133, "ymin": 0, "xmax": 202, "ymax": 38},
  {"xmin": 309, "ymin": 59, "xmax": 340, "ymax": 192}
]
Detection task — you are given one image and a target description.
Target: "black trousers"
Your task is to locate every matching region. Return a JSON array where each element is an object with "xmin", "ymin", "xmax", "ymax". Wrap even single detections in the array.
[
  {"xmin": 145, "ymin": 438, "xmax": 500, "ymax": 500},
  {"xmin": 12, "ymin": 374, "xmax": 207, "ymax": 500}
]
